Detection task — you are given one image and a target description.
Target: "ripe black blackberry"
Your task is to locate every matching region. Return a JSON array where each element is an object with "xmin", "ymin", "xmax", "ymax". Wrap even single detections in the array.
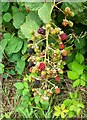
[
  {"xmin": 29, "ymin": 61, "xmax": 35, "ymax": 68},
  {"xmin": 28, "ymin": 40, "xmax": 33, "ymax": 44},
  {"xmin": 62, "ymin": 55, "xmax": 68, "ymax": 61},
  {"xmin": 38, "ymin": 27, "xmax": 45, "ymax": 35},
  {"xmin": 28, "ymin": 48, "xmax": 34, "ymax": 55},
  {"xmin": 33, "ymin": 80, "xmax": 40, "ymax": 88}
]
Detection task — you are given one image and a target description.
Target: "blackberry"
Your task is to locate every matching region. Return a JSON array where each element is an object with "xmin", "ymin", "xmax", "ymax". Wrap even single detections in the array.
[
  {"xmin": 33, "ymin": 80, "xmax": 40, "ymax": 88},
  {"xmin": 28, "ymin": 40, "xmax": 33, "ymax": 44},
  {"xmin": 62, "ymin": 55, "xmax": 68, "ymax": 61},
  {"xmin": 28, "ymin": 48, "xmax": 34, "ymax": 55},
  {"xmin": 29, "ymin": 61, "xmax": 35, "ymax": 68},
  {"xmin": 38, "ymin": 27, "xmax": 45, "ymax": 35}
]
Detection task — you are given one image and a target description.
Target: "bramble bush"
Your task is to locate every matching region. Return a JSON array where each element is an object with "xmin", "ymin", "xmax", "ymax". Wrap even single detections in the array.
[{"xmin": 0, "ymin": 1, "xmax": 87, "ymax": 119}]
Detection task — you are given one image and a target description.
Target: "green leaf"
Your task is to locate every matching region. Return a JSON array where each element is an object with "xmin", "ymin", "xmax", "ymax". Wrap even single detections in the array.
[
  {"xmin": 61, "ymin": 104, "xmax": 65, "ymax": 110},
  {"xmin": 71, "ymin": 61, "xmax": 84, "ymax": 75},
  {"xmin": 73, "ymin": 79, "xmax": 80, "ymax": 87},
  {"xmin": 77, "ymin": 108, "xmax": 81, "ymax": 116},
  {"xmin": 80, "ymin": 74, "xmax": 87, "ymax": 82},
  {"xmin": 69, "ymin": 92, "xmax": 73, "ymax": 99},
  {"xmin": 62, "ymin": 2, "xmax": 84, "ymax": 16},
  {"xmin": 75, "ymin": 53, "xmax": 84, "ymax": 64},
  {"xmin": 13, "ymin": 10, "xmax": 26, "ymax": 29},
  {"xmin": 22, "ymin": 89, "xmax": 29, "ymax": 96},
  {"xmin": 2, "ymin": 2, "xmax": 10, "ymax": 12},
  {"xmin": 0, "ymin": 63, "xmax": 4, "ymax": 74},
  {"xmin": 22, "ymin": 40, "xmax": 28, "ymax": 54},
  {"xmin": 25, "ymin": 2, "xmax": 43, "ymax": 11},
  {"xmin": 69, "ymin": 105, "xmax": 76, "ymax": 111},
  {"xmin": 3, "ymin": 13, "xmax": 12, "ymax": 22},
  {"xmin": 67, "ymin": 71, "xmax": 79, "ymax": 80},
  {"xmin": 38, "ymin": 3, "xmax": 52, "ymax": 23},
  {"xmin": 15, "ymin": 59, "xmax": 25, "ymax": 74},
  {"xmin": 21, "ymin": 12, "xmax": 42, "ymax": 39},
  {"xmin": 35, "ymin": 96, "xmax": 40, "ymax": 104},
  {"xmin": 5, "ymin": 37, "xmax": 23, "ymax": 55},
  {"xmin": 61, "ymin": 112, "xmax": 65, "ymax": 118},
  {"xmin": 68, "ymin": 111, "xmax": 74, "ymax": 118},
  {"xmin": 63, "ymin": 99, "xmax": 71, "ymax": 107},
  {"xmin": 80, "ymin": 79, "xmax": 85, "ymax": 86},
  {"xmin": 1, "ymin": 39, "xmax": 8, "ymax": 52},
  {"xmin": 74, "ymin": 37, "xmax": 86, "ymax": 49},
  {"xmin": 77, "ymin": 103, "xmax": 84, "ymax": 109},
  {"xmin": 14, "ymin": 82, "xmax": 24, "ymax": 90}
]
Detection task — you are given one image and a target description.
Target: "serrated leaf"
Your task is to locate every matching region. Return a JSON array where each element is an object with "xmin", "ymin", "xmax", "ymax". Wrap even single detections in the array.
[
  {"xmin": 75, "ymin": 53, "xmax": 84, "ymax": 64},
  {"xmin": 67, "ymin": 71, "xmax": 79, "ymax": 80},
  {"xmin": 22, "ymin": 89, "xmax": 29, "ymax": 96},
  {"xmin": 38, "ymin": 3, "xmax": 52, "ymax": 23},
  {"xmin": 5, "ymin": 37, "xmax": 23, "ymax": 55},
  {"xmin": 21, "ymin": 12, "xmax": 42, "ymax": 39},
  {"xmin": 68, "ymin": 111, "xmax": 74, "ymax": 118},
  {"xmin": 73, "ymin": 79, "xmax": 80, "ymax": 87},
  {"xmin": 14, "ymin": 82, "xmax": 24, "ymax": 90},
  {"xmin": 13, "ymin": 10, "xmax": 26, "ymax": 29},
  {"xmin": 25, "ymin": 2, "xmax": 43, "ymax": 11},
  {"xmin": 22, "ymin": 40, "xmax": 28, "ymax": 54}
]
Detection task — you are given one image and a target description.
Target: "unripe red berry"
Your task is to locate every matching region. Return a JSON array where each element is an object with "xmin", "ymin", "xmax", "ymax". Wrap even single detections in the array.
[
  {"xmin": 59, "ymin": 43, "xmax": 65, "ymax": 50},
  {"xmin": 55, "ymin": 87, "xmax": 60, "ymax": 94},
  {"xmin": 55, "ymin": 75, "xmax": 60, "ymax": 82},
  {"xmin": 60, "ymin": 33, "xmax": 67, "ymax": 41},
  {"xmin": 39, "ymin": 62, "xmax": 45, "ymax": 71}
]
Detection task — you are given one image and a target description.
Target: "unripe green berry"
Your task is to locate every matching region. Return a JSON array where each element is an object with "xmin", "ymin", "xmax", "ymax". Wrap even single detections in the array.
[{"xmin": 69, "ymin": 21, "xmax": 73, "ymax": 27}]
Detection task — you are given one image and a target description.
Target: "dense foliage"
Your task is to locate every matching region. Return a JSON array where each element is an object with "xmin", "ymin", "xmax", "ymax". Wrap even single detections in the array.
[{"xmin": 0, "ymin": 1, "xmax": 87, "ymax": 119}]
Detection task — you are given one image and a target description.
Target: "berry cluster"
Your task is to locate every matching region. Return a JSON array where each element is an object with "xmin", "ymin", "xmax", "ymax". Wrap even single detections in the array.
[{"xmin": 26, "ymin": 21, "xmax": 73, "ymax": 101}]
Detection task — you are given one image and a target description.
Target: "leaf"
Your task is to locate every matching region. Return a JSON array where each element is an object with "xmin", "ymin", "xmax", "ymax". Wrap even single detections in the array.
[
  {"xmin": 74, "ymin": 37, "xmax": 86, "ymax": 49},
  {"xmin": 1, "ymin": 39, "xmax": 8, "ymax": 52},
  {"xmin": 61, "ymin": 104, "xmax": 65, "ymax": 110},
  {"xmin": 75, "ymin": 53, "xmax": 84, "ymax": 64},
  {"xmin": 63, "ymin": 99, "xmax": 71, "ymax": 107},
  {"xmin": 35, "ymin": 96, "xmax": 40, "ymax": 104},
  {"xmin": 5, "ymin": 37, "xmax": 23, "ymax": 55},
  {"xmin": 69, "ymin": 105, "xmax": 76, "ymax": 111},
  {"xmin": 61, "ymin": 112, "xmax": 65, "ymax": 118},
  {"xmin": 61, "ymin": 2, "xmax": 84, "ymax": 16},
  {"xmin": 2, "ymin": 2, "xmax": 10, "ymax": 12},
  {"xmin": 14, "ymin": 82, "xmax": 24, "ymax": 90},
  {"xmin": 38, "ymin": 3, "xmax": 52, "ymax": 23},
  {"xmin": 13, "ymin": 10, "xmax": 26, "ymax": 29},
  {"xmin": 73, "ymin": 79, "xmax": 80, "ymax": 87},
  {"xmin": 15, "ymin": 59, "xmax": 25, "ymax": 74},
  {"xmin": 21, "ymin": 12, "xmax": 42, "ymax": 39},
  {"xmin": 22, "ymin": 40, "xmax": 28, "ymax": 54},
  {"xmin": 67, "ymin": 71, "xmax": 79, "ymax": 80},
  {"xmin": 71, "ymin": 61, "xmax": 84, "ymax": 75},
  {"xmin": 0, "ymin": 63, "xmax": 4, "ymax": 74},
  {"xmin": 22, "ymin": 89, "xmax": 29, "ymax": 96},
  {"xmin": 3, "ymin": 13, "xmax": 12, "ymax": 22},
  {"xmin": 25, "ymin": 2, "xmax": 43, "ymax": 11},
  {"xmin": 80, "ymin": 74, "xmax": 87, "ymax": 82},
  {"xmin": 77, "ymin": 108, "xmax": 81, "ymax": 116},
  {"xmin": 68, "ymin": 111, "xmax": 74, "ymax": 118},
  {"xmin": 80, "ymin": 79, "xmax": 85, "ymax": 86},
  {"xmin": 69, "ymin": 92, "xmax": 73, "ymax": 99}
]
